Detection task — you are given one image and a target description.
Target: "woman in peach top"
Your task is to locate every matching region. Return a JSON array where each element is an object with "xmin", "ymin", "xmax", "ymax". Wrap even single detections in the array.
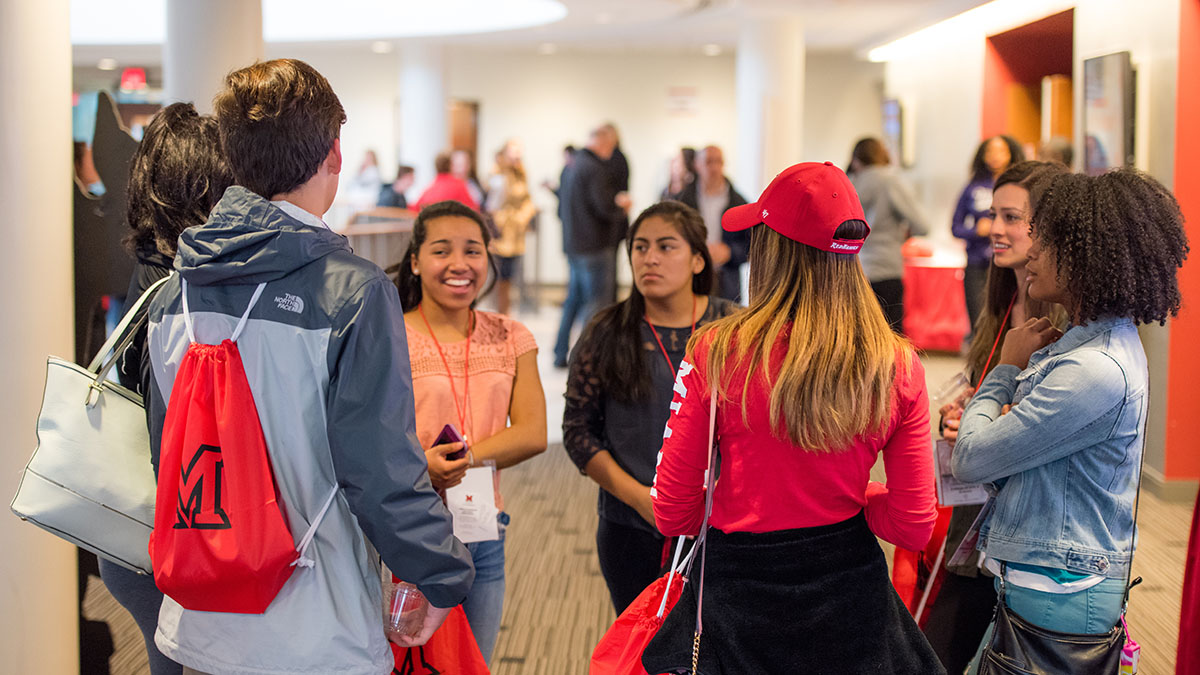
[{"xmin": 389, "ymin": 200, "xmax": 547, "ymax": 664}]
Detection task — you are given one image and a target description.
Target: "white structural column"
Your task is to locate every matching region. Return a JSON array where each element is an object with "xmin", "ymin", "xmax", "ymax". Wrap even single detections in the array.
[
  {"xmin": 398, "ymin": 43, "xmax": 448, "ymax": 192},
  {"xmin": 734, "ymin": 13, "xmax": 806, "ymax": 195},
  {"xmin": 164, "ymin": 0, "xmax": 264, "ymax": 113},
  {"xmin": 0, "ymin": 0, "xmax": 79, "ymax": 672}
]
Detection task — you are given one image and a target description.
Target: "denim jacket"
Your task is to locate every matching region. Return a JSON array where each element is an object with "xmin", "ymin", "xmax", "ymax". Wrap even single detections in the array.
[{"xmin": 952, "ymin": 317, "xmax": 1146, "ymax": 579}]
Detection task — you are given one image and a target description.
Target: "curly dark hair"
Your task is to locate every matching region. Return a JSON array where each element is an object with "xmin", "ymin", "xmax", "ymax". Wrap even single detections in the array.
[
  {"xmin": 1032, "ymin": 168, "xmax": 1189, "ymax": 325},
  {"xmin": 125, "ymin": 102, "xmax": 233, "ymax": 257}
]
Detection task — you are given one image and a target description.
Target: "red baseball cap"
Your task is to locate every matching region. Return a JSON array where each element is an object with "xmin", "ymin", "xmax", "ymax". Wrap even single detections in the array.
[{"xmin": 722, "ymin": 161, "xmax": 869, "ymax": 254}]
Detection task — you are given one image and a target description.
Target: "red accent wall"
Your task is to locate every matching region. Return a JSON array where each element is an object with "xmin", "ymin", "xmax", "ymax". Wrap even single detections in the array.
[
  {"xmin": 981, "ymin": 39, "xmax": 1013, "ymax": 138},
  {"xmin": 980, "ymin": 10, "xmax": 1074, "ymax": 142},
  {"xmin": 988, "ymin": 10, "xmax": 1074, "ymax": 84},
  {"xmin": 1168, "ymin": 0, "xmax": 1200, "ymax": 481}
]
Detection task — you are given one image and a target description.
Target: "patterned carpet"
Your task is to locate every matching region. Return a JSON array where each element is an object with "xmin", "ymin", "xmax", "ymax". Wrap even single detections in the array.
[{"xmin": 84, "ymin": 342, "xmax": 1193, "ymax": 674}]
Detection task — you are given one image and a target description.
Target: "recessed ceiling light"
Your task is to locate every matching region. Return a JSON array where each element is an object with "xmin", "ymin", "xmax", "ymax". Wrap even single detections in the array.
[
  {"xmin": 702, "ymin": 44, "xmax": 721, "ymax": 56},
  {"xmin": 97, "ymin": 58, "xmax": 118, "ymax": 70},
  {"xmin": 371, "ymin": 40, "xmax": 393, "ymax": 54},
  {"xmin": 595, "ymin": 12, "xmax": 612, "ymax": 24},
  {"xmin": 537, "ymin": 42, "xmax": 557, "ymax": 55},
  {"xmin": 70, "ymin": 0, "xmax": 568, "ymax": 44}
]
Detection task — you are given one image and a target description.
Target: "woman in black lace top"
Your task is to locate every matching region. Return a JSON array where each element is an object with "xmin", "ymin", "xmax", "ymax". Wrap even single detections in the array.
[{"xmin": 563, "ymin": 201, "xmax": 739, "ymax": 613}]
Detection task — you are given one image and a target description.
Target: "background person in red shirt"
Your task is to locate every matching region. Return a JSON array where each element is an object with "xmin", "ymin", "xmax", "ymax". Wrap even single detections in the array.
[
  {"xmin": 415, "ymin": 151, "xmax": 480, "ymax": 211},
  {"xmin": 643, "ymin": 162, "xmax": 942, "ymax": 675}
]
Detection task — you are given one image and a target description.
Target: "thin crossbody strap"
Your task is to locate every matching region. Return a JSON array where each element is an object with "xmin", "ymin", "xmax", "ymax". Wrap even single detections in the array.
[
  {"xmin": 998, "ymin": 448, "xmax": 1146, "ymax": 608},
  {"xmin": 1122, "ymin": 443, "xmax": 1146, "ymax": 608},
  {"xmin": 997, "ymin": 451, "xmax": 1146, "ymax": 608},
  {"xmin": 693, "ymin": 384, "xmax": 719, "ymax": 637}
]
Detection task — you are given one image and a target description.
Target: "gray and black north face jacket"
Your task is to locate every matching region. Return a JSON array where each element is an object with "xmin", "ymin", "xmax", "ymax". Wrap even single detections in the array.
[{"xmin": 145, "ymin": 187, "xmax": 474, "ymax": 675}]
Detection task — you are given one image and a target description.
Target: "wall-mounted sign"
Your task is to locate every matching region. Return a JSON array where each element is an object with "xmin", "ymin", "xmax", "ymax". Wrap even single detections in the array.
[
  {"xmin": 1083, "ymin": 51, "xmax": 1134, "ymax": 175},
  {"xmin": 120, "ymin": 67, "xmax": 147, "ymax": 91},
  {"xmin": 666, "ymin": 86, "xmax": 698, "ymax": 116}
]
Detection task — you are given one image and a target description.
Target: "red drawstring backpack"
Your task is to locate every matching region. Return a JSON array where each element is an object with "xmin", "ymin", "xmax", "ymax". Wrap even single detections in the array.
[{"xmin": 150, "ymin": 280, "xmax": 337, "ymax": 614}]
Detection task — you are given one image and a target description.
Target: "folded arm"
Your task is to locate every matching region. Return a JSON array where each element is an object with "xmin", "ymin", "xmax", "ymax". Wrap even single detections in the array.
[{"xmin": 952, "ymin": 356, "xmax": 1126, "ymax": 484}]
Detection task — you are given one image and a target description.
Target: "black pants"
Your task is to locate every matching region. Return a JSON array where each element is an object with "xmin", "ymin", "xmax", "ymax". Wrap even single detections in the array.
[
  {"xmin": 871, "ymin": 278, "xmax": 905, "ymax": 334},
  {"xmin": 963, "ymin": 262, "xmax": 990, "ymax": 335},
  {"xmin": 922, "ymin": 571, "xmax": 998, "ymax": 675},
  {"xmin": 596, "ymin": 516, "xmax": 667, "ymax": 614}
]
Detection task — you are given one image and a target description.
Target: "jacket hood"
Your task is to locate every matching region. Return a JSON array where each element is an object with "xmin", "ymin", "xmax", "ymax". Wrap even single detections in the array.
[{"xmin": 175, "ymin": 186, "xmax": 349, "ymax": 285}]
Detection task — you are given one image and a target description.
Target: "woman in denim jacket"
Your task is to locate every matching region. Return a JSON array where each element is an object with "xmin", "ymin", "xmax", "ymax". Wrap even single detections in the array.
[{"xmin": 952, "ymin": 169, "xmax": 1188, "ymax": 671}]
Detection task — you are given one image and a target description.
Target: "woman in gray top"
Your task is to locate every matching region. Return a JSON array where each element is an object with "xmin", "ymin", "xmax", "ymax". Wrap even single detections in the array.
[{"xmin": 847, "ymin": 138, "xmax": 929, "ymax": 333}]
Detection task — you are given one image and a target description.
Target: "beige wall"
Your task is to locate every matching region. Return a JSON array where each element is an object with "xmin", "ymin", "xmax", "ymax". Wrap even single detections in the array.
[
  {"xmin": 802, "ymin": 52, "xmax": 885, "ymax": 169},
  {"xmin": 0, "ymin": 0, "xmax": 80, "ymax": 671},
  {"xmin": 880, "ymin": 0, "xmax": 1183, "ymax": 479},
  {"xmin": 293, "ymin": 45, "xmax": 882, "ymax": 284}
]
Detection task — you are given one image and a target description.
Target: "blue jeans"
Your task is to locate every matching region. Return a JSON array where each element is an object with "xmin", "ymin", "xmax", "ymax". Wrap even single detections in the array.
[
  {"xmin": 98, "ymin": 558, "xmax": 183, "ymax": 675},
  {"xmin": 966, "ymin": 574, "xmax": 1126, "ymax": 675},
  {"xmin": 462, "ymin": 514, "xmax": 508, "ymax": 664},
  {"xmin": 554, "ymin": 251, "xmax": 616, "ymax": 364}
]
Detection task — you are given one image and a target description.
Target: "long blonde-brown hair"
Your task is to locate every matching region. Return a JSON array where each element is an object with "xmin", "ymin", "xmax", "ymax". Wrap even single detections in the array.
[{"xmin": 693, "ymin": 222, "xmax": 912, "ymax": 450}]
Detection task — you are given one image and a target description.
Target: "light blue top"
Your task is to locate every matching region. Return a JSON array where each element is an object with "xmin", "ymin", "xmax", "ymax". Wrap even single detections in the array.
[{"xmin": 952, "ymin": 317, "xmax": 1147, "ymax": 579}]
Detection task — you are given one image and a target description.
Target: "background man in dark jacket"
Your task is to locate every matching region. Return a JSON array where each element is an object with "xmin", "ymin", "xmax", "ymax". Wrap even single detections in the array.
[
  {"xmin": 553, "ymin": 124, "xmax": 630, "ymax": 367},
  {"xmin": 671, "ymin": 145, "xmax": 748, "ymax": 302}
]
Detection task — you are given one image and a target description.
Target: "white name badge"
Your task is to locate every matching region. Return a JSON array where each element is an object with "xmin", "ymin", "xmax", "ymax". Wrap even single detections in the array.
[
  {"xmin": 445, "ymin": 465, "xmax": 499, "ymax": 543},
  {"xmin": 933, "ymin": 438, "xmax": 990, "ymax": 507}
]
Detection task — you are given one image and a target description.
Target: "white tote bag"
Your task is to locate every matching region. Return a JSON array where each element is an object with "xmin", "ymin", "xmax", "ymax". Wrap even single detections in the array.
[{"xmin": 10, "ymin": 276, "xmax": 169, "ymax": 575}]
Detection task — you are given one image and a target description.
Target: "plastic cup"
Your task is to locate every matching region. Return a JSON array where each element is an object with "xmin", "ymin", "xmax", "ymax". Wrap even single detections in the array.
[
  {"xmin": 932, "ymin": 371, "xmax": 973, "ymax": 409},
  {"xmin": 384, "ymin": 581, "xmax": 428, "ymax": 638}
]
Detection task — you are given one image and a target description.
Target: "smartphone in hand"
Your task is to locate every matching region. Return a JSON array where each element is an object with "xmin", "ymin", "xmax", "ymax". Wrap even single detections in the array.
[{"xmin": 435, "ymin": 424, "xmax": 468, "ymax": 461}]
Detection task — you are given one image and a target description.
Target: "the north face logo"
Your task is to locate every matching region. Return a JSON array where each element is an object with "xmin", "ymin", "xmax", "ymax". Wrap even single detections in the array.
[
  {"xmin": 175, "ymin": 444, "xmax": 232, "ymax": 530},
  {"xmin": 274, "ymin": 293, "xmax": 304, "ymax": 313}
]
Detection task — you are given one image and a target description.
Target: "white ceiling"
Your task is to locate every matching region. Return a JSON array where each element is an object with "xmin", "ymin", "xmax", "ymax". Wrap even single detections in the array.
[{"xmin": 71, "ymin": 0, "xmax": 990, "ymax": 66}]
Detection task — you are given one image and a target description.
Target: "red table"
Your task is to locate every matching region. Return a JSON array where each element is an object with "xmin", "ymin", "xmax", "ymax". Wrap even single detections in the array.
[{"xmin": 902, "ymin": 260, "xmax": 971, "ymax": 352}]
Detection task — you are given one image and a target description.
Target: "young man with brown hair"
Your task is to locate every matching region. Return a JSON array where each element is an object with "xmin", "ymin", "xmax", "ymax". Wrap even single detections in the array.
[{"xmin": 144, "ymin": 58, "xmax": 474, "ymax": 674}]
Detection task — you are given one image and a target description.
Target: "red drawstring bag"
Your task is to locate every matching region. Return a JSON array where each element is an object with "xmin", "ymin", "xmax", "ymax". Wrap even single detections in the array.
[
  {"xmin": 389, "ymin": 605, "xmax": 490, "ymax": 675},
  {"xmin": 891, "ymin": 505, "xmax": 952, "ymax": 628},
  {"xmin": 150, "ymin": 281, "xmax": 334, "ymax": 614},
  {"xmin": 594, "ymin": 385, "xmax": 717, "ymax": 675},
  {"xmin": 589, "ymin": 568, "xmax": 687, "ymax": 675}
]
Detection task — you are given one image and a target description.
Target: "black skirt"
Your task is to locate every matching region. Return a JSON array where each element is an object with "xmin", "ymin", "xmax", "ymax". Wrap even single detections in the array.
[{"xmin": 642, "ymin": 512, "xmax": 945, "ymax": 675}]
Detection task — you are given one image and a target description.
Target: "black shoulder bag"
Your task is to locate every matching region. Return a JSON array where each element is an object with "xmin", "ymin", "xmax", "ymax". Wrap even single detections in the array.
[{"xmin": 978, "ymin": 453, "xmax": 1144, "ymax": 674}]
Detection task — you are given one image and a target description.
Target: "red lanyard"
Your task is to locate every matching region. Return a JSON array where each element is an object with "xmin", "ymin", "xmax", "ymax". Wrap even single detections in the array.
[
  {"xmin": 644, "ymin": 295, "xmax": 697, "ymax": 372},
  {"xmin": 975, "ymin": 292, "xmax": 1017, "ymax": 392},
  {"xmin": 418, "ymin": 304, "xmax": 473, "ymax": 440}
]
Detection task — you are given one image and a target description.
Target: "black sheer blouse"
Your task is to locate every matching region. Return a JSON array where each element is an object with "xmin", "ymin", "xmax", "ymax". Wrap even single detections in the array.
[{"xmin": 562, "ymin": 297, "xmax": 739, "ymax": 533}]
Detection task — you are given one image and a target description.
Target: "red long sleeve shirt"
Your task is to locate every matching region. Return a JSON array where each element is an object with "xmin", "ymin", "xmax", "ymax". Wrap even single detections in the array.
[
  {"xmin": 413, "ymin": 173, "xmax": 479, "ymax": 212},
  {"xmin": 651, "ymin": 333, "xmax": 937, "ymax": 552}
]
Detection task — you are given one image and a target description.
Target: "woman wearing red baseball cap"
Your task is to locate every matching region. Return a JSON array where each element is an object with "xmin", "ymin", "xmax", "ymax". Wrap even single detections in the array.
[{"xmin": 644, "ymin": 162, "xmax": 943, "ymax": 673}]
